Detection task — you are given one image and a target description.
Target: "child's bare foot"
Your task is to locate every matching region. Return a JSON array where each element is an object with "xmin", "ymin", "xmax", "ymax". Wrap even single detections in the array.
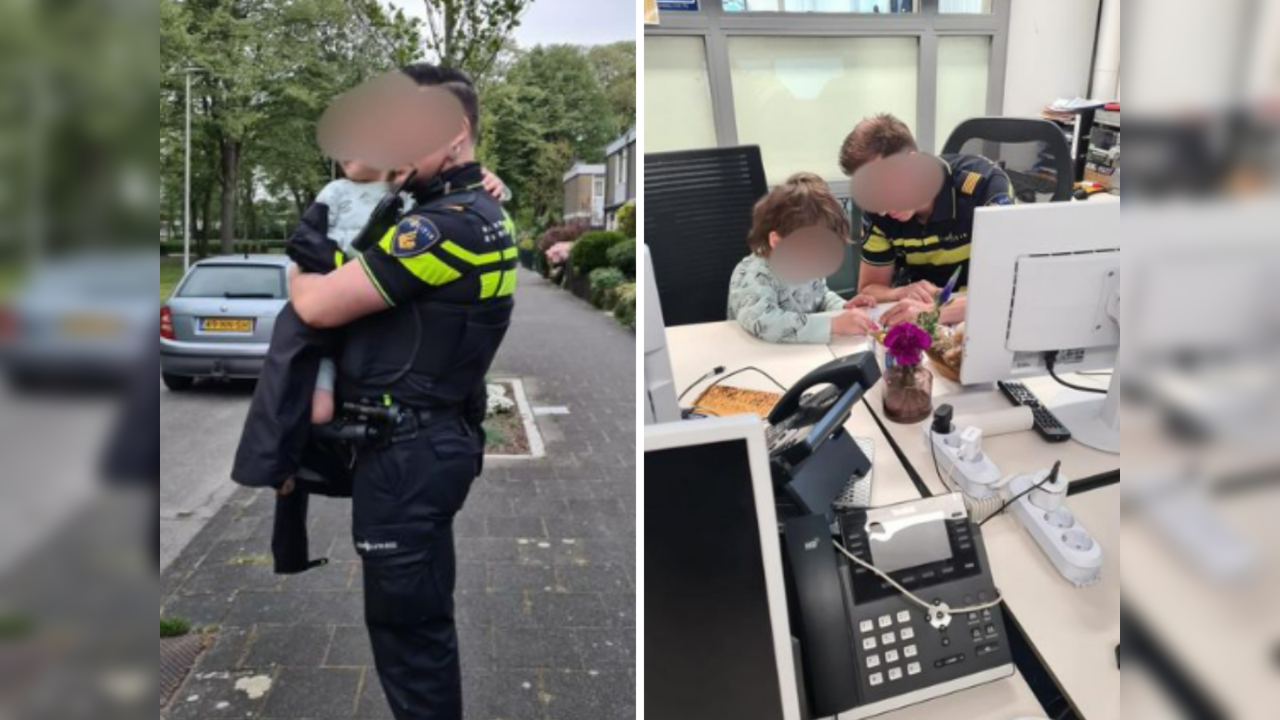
[{"xmin": 311, "ymin": 390, "xmax": 335, "ymax": 425}]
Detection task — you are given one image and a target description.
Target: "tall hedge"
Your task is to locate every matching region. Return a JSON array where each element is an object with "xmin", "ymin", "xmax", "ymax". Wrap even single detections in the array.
[
  {"xmin": 570, "ymin": 230, "xmax": 627, "ymax": 275},
  {"xmin": 607, "ymin": 238, "xmax": 636, "ymax": 279}
]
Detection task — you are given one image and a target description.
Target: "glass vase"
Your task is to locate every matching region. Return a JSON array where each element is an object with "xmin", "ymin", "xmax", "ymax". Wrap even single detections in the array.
[{"xmin": 883, "ymin": 364, "xmax": 934, "ymax": 424}]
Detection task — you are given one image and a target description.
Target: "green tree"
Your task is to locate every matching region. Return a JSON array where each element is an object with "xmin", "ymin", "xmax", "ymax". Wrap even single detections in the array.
[
  {"xmin": 421, "ymin": 0, "xmax": 534, "ymax": 81},
  {"xmin": 588, "ymin": 42, "xmax": 636, "ymax": 135}
]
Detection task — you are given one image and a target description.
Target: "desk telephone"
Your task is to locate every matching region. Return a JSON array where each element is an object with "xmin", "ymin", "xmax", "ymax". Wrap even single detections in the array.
[
  {"xmin": 766, "ymin": 353, "xmax": 880, "ymax": 520},
  {"xmin": 782, "ymin": 494, "xmax": 1014, "ymax": 719}
]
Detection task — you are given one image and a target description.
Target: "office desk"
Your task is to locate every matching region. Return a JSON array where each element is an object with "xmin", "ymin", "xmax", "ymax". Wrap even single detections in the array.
[
  {"xmin": 665, "ymin": 321, "xmax": 1047, "ymax": 719},
  {"xmin": 982, "ymin": 485, "xmax": 1121, "ymax": 720},
  {"xmin": 830, "ymin": 315, "xmax": 1121, "ymax": 719},
  {"xmin": 666, "ymin": 322, "xmax": 920, "ymax": 507}
]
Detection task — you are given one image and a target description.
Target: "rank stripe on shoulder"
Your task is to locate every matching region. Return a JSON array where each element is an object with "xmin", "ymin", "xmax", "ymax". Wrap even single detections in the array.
[{"xmin": 960, "ymin": 172, "xmax": 982, "ymax": 196}]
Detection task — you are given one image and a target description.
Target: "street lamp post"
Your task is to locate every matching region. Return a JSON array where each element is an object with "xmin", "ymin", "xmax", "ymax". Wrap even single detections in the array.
[{"xmin": 182, "ymin": 66, "xmax": 204, "ymax": 272}]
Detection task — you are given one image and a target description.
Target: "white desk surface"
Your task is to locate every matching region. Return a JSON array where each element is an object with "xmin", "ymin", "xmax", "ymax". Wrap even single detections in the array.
[
  {"xmin": 666, "ymin": 321, "xmax": 1045, "ymax": 719},
  {"xmin": 982, "ymin": 485, "xmax": 1121, "ymax": 720}
]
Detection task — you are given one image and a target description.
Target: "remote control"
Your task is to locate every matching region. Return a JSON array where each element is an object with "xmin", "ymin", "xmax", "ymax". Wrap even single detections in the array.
[{"xmin": 997, "ymin": 380, "xmax": 1072, "ymax": 442}]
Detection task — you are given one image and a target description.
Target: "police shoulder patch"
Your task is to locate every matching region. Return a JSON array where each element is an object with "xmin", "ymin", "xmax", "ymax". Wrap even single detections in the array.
[
  {"xmin": 392, "ymin": 216, "xmax": 442, "ymax": 258},
  {"xmin": 960, "ymin": 172, "xmax": 983, "ymax": 196}
]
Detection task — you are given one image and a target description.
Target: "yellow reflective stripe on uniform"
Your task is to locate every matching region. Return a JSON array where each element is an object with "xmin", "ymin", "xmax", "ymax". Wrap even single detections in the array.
[
  {"xmin": 863, "ymin": 229, "xmax": 892, "ymax": 254},
  {"xmin": 358, "ymin": 255, "xmax": 395, "ymax": 307},
  {"xmin": 961, "ymin": 172, "xmax": 982, "ymax": 195},
  {"xmin": 335, "ymin": 251, "xmax": 345, "ymax": 268},
  {"xmin": 479, "ymin": 271, "xmax": 501, "ymax": 299},
  {"xmin": 441, "ymin": 241, "xmax": 502, "ymax": 267},
  {"xmin": 401, "ymin": 251, "xmax": 463, "ymax": 287},
  {"xmin": 502, "ymin": 247, "xmax": 519, "ymax": 260},
  {"xmin": 497, "ymin": 270, "xmax": 518, "ymax": 297},
  {"xmin": 377, "ymin": 227, "xmax": 396, "ymax": 254},
  {"xmin": 894, "ymin": 235, "xmax": 942, "ymax": 249},
  {"xmin": 903, "ymin": 245, "xmax": 972, "ymax": 266}
]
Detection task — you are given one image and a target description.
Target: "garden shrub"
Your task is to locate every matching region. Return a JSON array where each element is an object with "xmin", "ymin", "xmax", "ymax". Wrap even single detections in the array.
[
  {"xmin": 613, "ymin": 283, "xmax": 637, "ymax": 330},
  {"xmin": 589, "ymin": 267, "xmax": 626, "ymax": 310},
  {"xmin": 607, "ymin": 238, "xmax": 636, "ymax": 279},
  {"xmin": 570, "ymin": 231, "xmax": 626, "ymax": 275},
  {"xmin": 616, "ymin": 201, "xmax": 637, "ymax": 239}
]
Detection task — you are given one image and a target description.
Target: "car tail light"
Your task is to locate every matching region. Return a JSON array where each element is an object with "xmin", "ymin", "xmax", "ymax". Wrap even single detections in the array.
[
  {"xmin": 160, "ymin": 306, "xmax": 175, "ymax": 340},
  {"xmin": 0, "ymin": 306, "xmax": 16, "ymax": 340}
]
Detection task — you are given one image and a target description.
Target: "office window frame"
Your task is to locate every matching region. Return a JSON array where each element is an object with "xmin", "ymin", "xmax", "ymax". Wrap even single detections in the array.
[{"xmin": 645, "ymin": 0, "xmax": 1010, "ymax": 193}]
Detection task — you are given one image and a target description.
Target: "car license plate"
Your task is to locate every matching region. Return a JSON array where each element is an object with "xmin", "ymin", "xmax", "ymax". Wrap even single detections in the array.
[
  {"xmin": 200, "ymin": 318, "xmax": 254, "ymax": 333},
  {"xmin": 61, "ymin": 315, "xmax": 121, "ymax": 337}
]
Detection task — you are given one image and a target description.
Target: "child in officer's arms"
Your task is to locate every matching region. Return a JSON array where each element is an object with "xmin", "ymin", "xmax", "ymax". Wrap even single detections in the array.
[
  {"xmin": 727, "ymin": 172, "xmax": 879, "ymax": 344},
  {"xmin": 297, "ymin": 161, "xmax": 509, "ymax": 424}
]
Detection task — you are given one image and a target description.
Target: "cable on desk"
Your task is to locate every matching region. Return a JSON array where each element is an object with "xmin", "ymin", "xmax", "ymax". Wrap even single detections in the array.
[
  {"xmin": 677, "ymin": 367, "xmax": 724, "ymax": 403},
  {"xmin": 1044, "ymin": 352, "xmax": 1107, "ymax": 395},
  {"xmin": 834, "ymin": 539, "xmax": 1003, "ymax": 615},
  {"xmin": 680, "ymin": 365, "xmax": 789, "ymax": 407},
  {"xmin": 978, "ymin": 461, "xmax": 1062, "ymax": 527}
]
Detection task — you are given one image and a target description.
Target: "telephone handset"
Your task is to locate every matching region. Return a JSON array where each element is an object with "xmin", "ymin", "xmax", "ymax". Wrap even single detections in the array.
[
  {"xmin": 782, "ymin": 494, "xmax": 1014, "ymax": 719},
  {"xmin": 766, "ymin": 353, "xmax": 880, "ymax": 519}
]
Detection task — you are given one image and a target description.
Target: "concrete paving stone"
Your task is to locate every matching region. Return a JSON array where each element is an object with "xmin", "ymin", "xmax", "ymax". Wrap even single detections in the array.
[
  {"xmin": 487, "ymin": 562, "xmax": 556, "ymax": 594},
  {"xmin": 279, "ymin": 561, "xmax": 358, "ymax": 592},
  {"xmin": 600, "ymin": 594, "xmax": 635, "ymax": 629},
  {"xmin": 541, "ymin": 670, "xmax": 636, "ymax": 720},
  {"xmin": 453, "ymin": 513, "xmax": 486, "ymax": 538},
  {"xmin": 462, "ymin": 668, "xmax": 544, "ymax": 720},
  {"xmin": 325, "ymin": 625, "xmax": 375, "ymax": 668},
  {"xmin": 242, "ymin": 623, "xmax": 334, "ymax": 668},
  {"xmin": 162, "ymin": 668, "xmax": 272, "ymax": 720},
  {"xmin": 528, "ymin": 593, "xmax": 613, "ymax": 629},
  {"xmin": 305, "ymin": 590, "xmax": 367, "ymax": 626},
  {"xmin": 455, "ymin": 561, "xmax": 488, "ymax": 592},
  {"xmin": 223, "ymin": 590, "xmax": 311, "ymax": 627},
  {"xmin": 261, "ymin": 666, "xmax": 362, "ymax": 718},
  {"xmin": 493, "ymin": 627, "xmax": 582, "ymax": 670},
  {"xmin": 455, "ymin": 589, "xmax": 532, "ymax": 628},
  {"xmin": 483, "ymin": 515, "xmax": 548, "ymax": 539},
  {"xmin": 456, "ymin": 537, "xmax": 524, "ymax": 563},
  {"xmin": 177, "ymin": 561, "xmax": 283, "ymax": 595},
  {"xmin": 554, "ymin": 564, "xmax": 632, "ymax": 594},
  {"xmin": 161, "ymin": 592, "xmax": 236, "ymax": 627},
  {"xmin": 573, "ymin": 629, "xmax": 635, "ymax": 670},
  {"xmin": 355, "ymin": 668, "xmax": 397, "ymax": 719},
  {"xmin": 196, "ymin": 625, "xmax": 254, "ymax": 671}
]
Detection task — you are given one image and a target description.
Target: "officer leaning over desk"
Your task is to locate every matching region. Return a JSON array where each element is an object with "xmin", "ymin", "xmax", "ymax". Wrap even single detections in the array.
[
  {"xmin": 287, "ymin": 64, "xmax": 518, "ymax": 720},
  {"xmin": 839, "ymin": 113, "xmax": 1015, "ymax": 328}
]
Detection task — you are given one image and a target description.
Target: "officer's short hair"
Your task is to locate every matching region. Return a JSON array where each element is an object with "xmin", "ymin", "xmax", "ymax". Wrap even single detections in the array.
[
  {"xmin": 747, "ymin": 173, "xmax": 851, "ymax": 256},
  {"xmin": 839, "ymin": 113, "xmax": 918, "ymax": 177},
  {"xmin": 400, "ymin": 63, "xmax": 480, "ymax": 141}
]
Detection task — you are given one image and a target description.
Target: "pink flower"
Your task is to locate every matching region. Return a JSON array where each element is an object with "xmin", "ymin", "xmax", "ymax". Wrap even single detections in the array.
[{"xmin": 884, "ymin": 322, "xmax": 932, "ymax": 367}]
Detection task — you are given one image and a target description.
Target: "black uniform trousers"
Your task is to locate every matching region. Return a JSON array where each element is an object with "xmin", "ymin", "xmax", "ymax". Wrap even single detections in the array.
[{"xmin": 352, "ymin": 411, "xmax": 483, "ymax": 720}]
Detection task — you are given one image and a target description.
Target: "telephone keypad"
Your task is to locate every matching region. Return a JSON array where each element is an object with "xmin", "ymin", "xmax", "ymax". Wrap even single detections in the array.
[
  {"xmin": 907, "ymin": 662, "xmax": 922, "ymax": 676},
  {"xmin": 859, "ymin": 619, "xmax": 875, "ymax": 634},
  {"xmin": 863, "ymin": 637, "xmax": 877, "ymax": 651},
  {"xmin": 900, "ymin": 627, "xmax": 915, "ymax": 641},
  {"xmin": 903, "ymin": 644, "xmax": 918, "ymax": 658},
  {"xmin": 878, "ymin": 615, "xmax": 893, "ymax": 629},
  {"xmin": 881, "ymin": 632, "xmax": 896, "ymax": 645},
  {"xmin": 888, "ymin": 667, "xmax": 903, "ymax": 682},
  {"xmin": 869, "ymin": 672, "xmax": 884, "ymax": 687},
  {"xmin": 884, "ymin": 649, "xmax": 900, "ymax": 663},
  {"xmin": 896, "ymin": 610, "xmax": 912, "ymax": 624},
  {"xmin": 866, "ymin": 655, "xmax": 881, "ymax": 669}
]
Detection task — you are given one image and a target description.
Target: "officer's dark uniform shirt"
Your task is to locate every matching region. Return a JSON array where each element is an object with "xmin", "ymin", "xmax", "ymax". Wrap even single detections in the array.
[
  {"xmin": 860, "ymin": 154, "xmax": 1014, "ymax": 290},
  {"xmin": 339, "ymin": 162, "xmax": 518, "ymax": 409}
]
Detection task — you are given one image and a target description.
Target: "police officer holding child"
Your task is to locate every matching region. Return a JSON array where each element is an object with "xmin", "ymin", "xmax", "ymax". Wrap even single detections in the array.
[{"xmin": 288, "ymin": 63, "xmax": 518, "ymax": 720}]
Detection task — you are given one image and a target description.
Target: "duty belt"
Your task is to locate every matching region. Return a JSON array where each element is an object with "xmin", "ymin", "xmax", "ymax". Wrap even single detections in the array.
[{"xmin": 315, "ymin": 399, "xmax": 457, "ymax": 449}]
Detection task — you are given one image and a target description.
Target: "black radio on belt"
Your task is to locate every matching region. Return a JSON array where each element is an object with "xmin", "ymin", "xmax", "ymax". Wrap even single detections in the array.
[
  {"xmin": 781, "ymin": 494, "xmax": 1014, "ymax": 719},
  {"xmin": 314, "ymin": 399, "xmax": 407, "ymax": 448}
]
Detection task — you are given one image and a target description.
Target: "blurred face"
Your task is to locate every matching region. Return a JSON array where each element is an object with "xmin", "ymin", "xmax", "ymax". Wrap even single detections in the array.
[
  {"xmin": 408, "ymin": 122, "xmax": 473, "ymax": 181},
  {"xmin": 340, "ymin": 160, "xmax": 383, "ymax": 183},
  {"xmin": 849, "ymin": 151, "xmax": 944, "ymax": 222},
  {"xmin": 767, "ymin": 224, "xmax": 845, "ymax": 284}
]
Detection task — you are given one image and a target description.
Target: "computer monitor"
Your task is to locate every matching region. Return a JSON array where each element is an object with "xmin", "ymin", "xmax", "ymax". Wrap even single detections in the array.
[
  {"xmin": 645, "ymin": 415, "xmax": 803, "ymax": 720},
  {"xmin": 962, "ymin": 201, "xmax": 1121, "ymax": 453},
  {"xmin": 644, "ymin": 244, "xmax": 680, "ymax": 425}
]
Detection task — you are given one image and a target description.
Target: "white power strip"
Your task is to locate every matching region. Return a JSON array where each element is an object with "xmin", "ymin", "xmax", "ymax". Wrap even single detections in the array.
[
  {"xmin": 1006, "ymin": 470, "xmax": 1105, "ymax": 588},
  {"xmin": 922, "ymin": 425, "xmax": 1003, "ymax": 499}
]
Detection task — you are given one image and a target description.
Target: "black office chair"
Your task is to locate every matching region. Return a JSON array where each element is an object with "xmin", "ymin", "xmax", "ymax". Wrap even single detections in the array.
[
  {"xmin": 942, "ymin": 117, "xmax": 1074, "ymax": 203},
  {"xmin": 644, "ymin": 145, "xmax": 769, "ymax": 327}
]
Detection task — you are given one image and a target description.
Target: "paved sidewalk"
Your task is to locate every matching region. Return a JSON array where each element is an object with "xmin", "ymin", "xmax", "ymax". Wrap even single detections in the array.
[{"xmin": 160, "ymin": 269, "xmax": 637, "ymax": 720}]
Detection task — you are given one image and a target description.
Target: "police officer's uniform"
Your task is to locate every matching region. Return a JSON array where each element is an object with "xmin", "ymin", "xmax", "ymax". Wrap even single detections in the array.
[
  {"xmin": 861, "ymin": 154, "xmax": 1014, "ymax": 290},
  {"xmin": 343, "ymin": 162, "xmax": 517, "ymax": 720}
]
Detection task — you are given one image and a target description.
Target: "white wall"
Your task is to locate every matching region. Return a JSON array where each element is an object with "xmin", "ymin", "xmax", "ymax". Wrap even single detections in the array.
[{"xmin": 1001, "ymin": 0, "xmax": 1101, "ymax": 117}]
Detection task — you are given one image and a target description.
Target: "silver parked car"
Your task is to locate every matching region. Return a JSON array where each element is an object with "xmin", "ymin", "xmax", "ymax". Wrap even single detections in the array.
[{"xmin": 160, "ymin": 255, "xmax": 290, "ymax": 391}]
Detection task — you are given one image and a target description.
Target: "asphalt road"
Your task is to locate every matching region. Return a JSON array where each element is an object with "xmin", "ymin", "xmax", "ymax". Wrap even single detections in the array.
[{"xmin": 159, "ymin": 379, "xmax": 256, "ymax": 572}]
